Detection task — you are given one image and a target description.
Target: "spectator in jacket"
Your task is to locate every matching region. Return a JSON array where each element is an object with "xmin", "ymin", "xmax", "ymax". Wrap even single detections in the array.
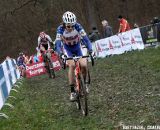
[
  {"xmin": 88, "ymin": 27, "xmax": 101, "ymax": 42},
  {"xmin": 101, "ymin": 20, "xmax": 113, "ymax": 38}
]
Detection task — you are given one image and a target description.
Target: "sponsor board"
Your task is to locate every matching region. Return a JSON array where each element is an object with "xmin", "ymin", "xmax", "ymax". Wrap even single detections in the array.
[{"xmin": 26, "ymin": 54, "xmax": 61, "ymax": 78}]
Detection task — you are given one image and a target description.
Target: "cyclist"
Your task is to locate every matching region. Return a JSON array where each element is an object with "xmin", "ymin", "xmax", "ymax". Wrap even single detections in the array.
[
  {"xmin": 38, "ymin": 31, "xmax": 53, "ymax": 53},
  {"xmin": 55, "ymin": 11, "xmax": 93, "ymax": 101},
  {"xmin": 17, "ymin": 52, "xmax": 26, "ymax": 77},
  {"xmin": 37, "ymin": 31, "xmax": 54, "ymax": 64}
]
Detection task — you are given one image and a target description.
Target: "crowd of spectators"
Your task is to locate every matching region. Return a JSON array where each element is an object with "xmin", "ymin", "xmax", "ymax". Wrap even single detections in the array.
[
  {"xmin": 16, "ymin": 50, "xmax": 44, "ymax": 77},
  {"xmin": 88, "ymin": 15, "xmax": 132, "ymax": 42}
]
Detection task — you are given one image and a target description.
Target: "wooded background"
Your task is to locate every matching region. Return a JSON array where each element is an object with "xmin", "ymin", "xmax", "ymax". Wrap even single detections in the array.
[{"xmin": 0, "ymin": 0, "xmax": 160, "ymax": 61}]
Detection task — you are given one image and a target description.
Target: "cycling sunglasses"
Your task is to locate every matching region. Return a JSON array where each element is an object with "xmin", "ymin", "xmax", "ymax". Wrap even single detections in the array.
[{"xmin": 66, "ymin": 25, "xmax": 74, "ymax": 29}]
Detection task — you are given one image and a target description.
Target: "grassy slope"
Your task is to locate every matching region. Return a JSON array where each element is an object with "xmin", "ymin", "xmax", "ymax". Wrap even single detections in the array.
[{"xmin": 0, "ymin": 48, "xmax": 160, "ymax": 130}]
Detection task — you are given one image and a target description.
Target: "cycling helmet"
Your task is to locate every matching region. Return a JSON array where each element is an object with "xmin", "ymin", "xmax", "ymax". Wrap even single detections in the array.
[
  {"xmin": 62, "ymin": 11, "xmax": 77, "ymax": 25},
  {"xmin": 39, "ymin": 32, "xmax": 46, "ymax": 38}
]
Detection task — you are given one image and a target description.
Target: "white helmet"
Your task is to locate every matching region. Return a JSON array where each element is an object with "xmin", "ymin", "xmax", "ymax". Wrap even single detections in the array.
[{"xmin": 62, "ymin": 11, "xmax": 77, "ymax": 25}]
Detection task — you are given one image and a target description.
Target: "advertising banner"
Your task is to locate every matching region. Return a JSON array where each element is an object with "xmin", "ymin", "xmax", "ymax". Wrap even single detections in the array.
[
  {"xmin": 118, "ymin": 32, "xmax": 132, "ymax": 52},
  {"xmin": 109, "ymin": 35, "xmax": 124, "ymax": 55},
  {"xmin": 26, "ymin": 53, "xmax": 61, "ymax": 78},
  {"xmin": 95, "ymin": 38, "xmax": 110, "ymax": 57},
  {"xmin": 26, "ymin": 62, "xmax": 46, "ymax": 78},
  {"xmin": 130, "ymin": 28, "xmax": 144, "ymax": 50},
  {"xmin": 95, "ymin": 28, "xmax": 144, "ymax": 58}
]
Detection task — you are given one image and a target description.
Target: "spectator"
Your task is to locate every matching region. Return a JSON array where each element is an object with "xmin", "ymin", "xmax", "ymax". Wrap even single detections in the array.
[
  {"xmin": 23, "ymin": 54, "xmax": 30, "ymax": 64},
  {"xmin": 118, "ymin": 15, "xmax": 131, "ymax": 33},
  {"xmin": 88, "ymin": 27, "xmax": 101, "ymax": 42},
  {"xmin": 33, "ymin": 54, "xmax": 39, "ymax": 63},
  {"xmin": 38, "ymin": 54, "xmax": 43, "ymax": 62},
  {"xmin": 152, "ymin": 16, "xmax": 160, "ymax": 24},
  {"xmin": 6, "ymin": 56, "xmax": 11, "ymax": 60},
  {"xmin": 133, "ymin": 23, "xmax": 139, "ymax": 28},
  {"xmin": 17, "ymin": 52, "xmax": 26, "ymax": 77},
  {"xmin": 28, "ymin": 55, "xmax": 33, "ymax": 64},
  {"xmin": 101, "ymin": 20, "xmax": 113, "ymax": 38}
]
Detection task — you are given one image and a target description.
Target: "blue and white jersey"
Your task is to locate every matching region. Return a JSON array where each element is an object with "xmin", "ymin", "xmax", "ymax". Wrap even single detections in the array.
[{"xmin": 55, "ymin": 23, "xmax": 92, "ymax": 57}]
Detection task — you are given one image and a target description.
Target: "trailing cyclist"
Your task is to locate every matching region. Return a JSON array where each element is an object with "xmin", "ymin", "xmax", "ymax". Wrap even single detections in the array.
[
  {"xmin": 55, "ymin": 11, "xmax": 93, "ymax": 101},
  {"xmin": 38, "ymin": 31, "xmax": 54, "ymax": 53},
  {"xmin": 38, "ymin": 31, "xmax": 55, "ymax": 78}
]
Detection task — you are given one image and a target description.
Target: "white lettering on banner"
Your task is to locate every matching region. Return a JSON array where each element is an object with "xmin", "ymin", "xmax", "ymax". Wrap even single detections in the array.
[
  {"xmin": 29, "ymin": 68, "xmax": 44, "ymax": 75},
  {"xmin": 95, "ymin": 39, "xmax": 110, "ymax": 57},
  {"xmin": 26, "ymin": 62, "xmax": 45, "ymax": 70},
  {"xmin": 119, "ymin": 32, "xmax": 132, "ymax": 52},
  {"xmin": 52, "ymin": 61, "xmax": 60, "ymax": 68},
  {"xmin": 131, "ymin": 28, "xmax": 144, "ymax": 50},
  {"xmin": 109, "ymin": 35, "xmax": 124, "ymax": 55}
]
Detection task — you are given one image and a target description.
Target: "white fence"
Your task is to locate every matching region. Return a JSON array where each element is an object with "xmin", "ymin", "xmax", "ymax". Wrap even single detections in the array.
[{"xmin": 0, "ymin": 58, "xmax": 20, "ymax": 110}]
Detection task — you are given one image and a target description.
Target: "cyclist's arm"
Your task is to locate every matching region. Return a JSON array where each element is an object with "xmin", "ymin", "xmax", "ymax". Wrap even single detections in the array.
[
  {"xmin": 55, "ymin": 26, "xmax": 64, "ymax": 55},
  {"xmin": 38, "ymin": 37, "xmax": 41, "ymax": 48},
  {"xmin": 46, "ymin": 35, "xmax": 54, "ymax": 46},
  {"xmin": 75, "ymin": 23, "xmax": 92, "ymax": 52},
  {"xmin": 81, "ymin": 35, "xmax": 92, "ymax": 52},
  {"xmin": 55, "ymin": 39, "xmax": 62, "ymax": 55},
  {"xmin": 46, "ymin": 35, "xmax": 53, "ymax": 42}
]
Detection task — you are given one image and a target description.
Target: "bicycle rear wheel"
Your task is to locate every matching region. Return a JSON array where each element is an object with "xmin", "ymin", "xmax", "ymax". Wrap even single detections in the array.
[
  {"xmin": 79, "ymin": 73, "xmax": 88, "ymax": 116},
  {"xmin": 75, "ymin": 93, "xmax": 81, "ymax": 110}
]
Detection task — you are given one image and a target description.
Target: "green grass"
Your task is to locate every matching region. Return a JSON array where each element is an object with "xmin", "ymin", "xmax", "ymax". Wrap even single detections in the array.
[{"xmin": 0, "ymin": 48, "xmax": 160, "ymax": 130}]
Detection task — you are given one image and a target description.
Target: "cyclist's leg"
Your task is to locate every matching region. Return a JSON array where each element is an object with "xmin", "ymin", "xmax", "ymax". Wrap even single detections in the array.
[
  {"xmin": 64, "ymin": 48, "xmax": 77, "ymax": 101},
  {"xmin": 67, "ymin": 60, "xmax": 75, "ymax": 87},
  {"xmin": 40, "ymin": 44, "xmax": 48, "ymax": 65},
  {"xmin": 64, "ymin": 48, "xmax": 75, "ymax": 86}
]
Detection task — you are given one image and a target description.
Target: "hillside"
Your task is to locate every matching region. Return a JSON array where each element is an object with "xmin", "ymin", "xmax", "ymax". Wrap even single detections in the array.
[
  {"xmin": 0, "ymin": 0, "xmax": 160, "ymax": 61},
  {"xmin": 0, "ymin": 48, "xmax": 160, "ymax": 130}
]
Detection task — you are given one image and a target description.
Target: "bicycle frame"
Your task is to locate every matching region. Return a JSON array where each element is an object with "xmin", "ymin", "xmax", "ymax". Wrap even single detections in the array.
[
  {"xmin": 63, "ymin": 55, "xmax": 94, "ymax": 90},
  {"xmin": 42, "ymin": 49, "xmax": 55, "ymax": 78},
  {"xmin": 74, "ymin": 58, "xmax": 82, "ymax": 92}
]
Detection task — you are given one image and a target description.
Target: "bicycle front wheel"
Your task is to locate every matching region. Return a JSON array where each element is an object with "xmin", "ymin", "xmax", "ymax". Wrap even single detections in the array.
[
  {"xmin": 48, "ymin": 60, "xmax": 55, "ymax": 79},
  {"xmin": 79, "ymin": 73, "xmax": 88, "ymax": 116}
]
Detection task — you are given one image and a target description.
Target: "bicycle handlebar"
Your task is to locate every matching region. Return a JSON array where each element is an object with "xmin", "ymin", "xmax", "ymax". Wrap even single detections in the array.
[{"xmin": 62, "ymin": 54, "xmax": 94, "ymax": 70}]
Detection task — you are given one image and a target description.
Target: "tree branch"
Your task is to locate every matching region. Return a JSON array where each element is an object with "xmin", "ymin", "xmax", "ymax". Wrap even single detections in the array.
[{"xmin": 11, "ymin": 0, "xmax": 39, "ymax": 15}]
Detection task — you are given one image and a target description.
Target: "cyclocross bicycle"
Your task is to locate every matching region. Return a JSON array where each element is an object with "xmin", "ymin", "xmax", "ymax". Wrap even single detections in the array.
[
  {"xmin": 62, "ymin": 54, "xmax": 94, "ymax": 116},
  {"xmin": 42, "ymin": 49, "xmax": 55, "ymax": 79}
]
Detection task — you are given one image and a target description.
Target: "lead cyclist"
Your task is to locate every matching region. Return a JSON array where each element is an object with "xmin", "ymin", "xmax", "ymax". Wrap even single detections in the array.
[{"xmin": 55, "ymin": 11, "xmax": 93, "ymax": 101}]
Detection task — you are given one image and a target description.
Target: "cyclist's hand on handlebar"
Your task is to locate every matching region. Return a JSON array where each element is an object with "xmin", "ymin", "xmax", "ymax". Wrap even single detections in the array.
[
  {"xmin": 88, "ymin": 50, "xmax": 95, "ymax": 66},
  {"xmin": 89, "ymin": 50, "xmax": 95, "ymax": 57},
  {"xmin": 60, "ymin": 53, "xmax": 67, "ymax": 59}
]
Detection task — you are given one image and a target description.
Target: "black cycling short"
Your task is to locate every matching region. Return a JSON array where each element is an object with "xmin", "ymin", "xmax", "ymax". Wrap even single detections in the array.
[{"xmin": 41, "ymin": 44, "xmax": 48, "ymax": 50}]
